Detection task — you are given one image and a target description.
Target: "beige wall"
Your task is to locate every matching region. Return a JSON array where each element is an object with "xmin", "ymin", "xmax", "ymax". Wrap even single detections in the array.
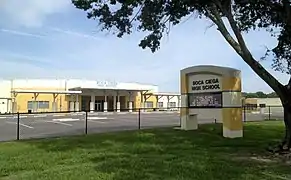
[
  {"xmin": 180, "ymin": 65, "xmax": 243, "ymax": 137},
  {"xmin": 257, "ymin": 98, "xmax": 282, "ymax": 106}
]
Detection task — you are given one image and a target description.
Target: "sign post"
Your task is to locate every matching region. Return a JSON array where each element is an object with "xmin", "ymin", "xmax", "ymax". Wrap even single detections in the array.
[{"xmin": 180, "ymin": 65, "xmax": 243, "ymax": 138}]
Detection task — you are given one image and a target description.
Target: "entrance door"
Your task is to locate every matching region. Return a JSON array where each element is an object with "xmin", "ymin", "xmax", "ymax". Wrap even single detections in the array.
[{"xmin": 95, "ymin": 102, "xmax": 102, "ymax": 112}]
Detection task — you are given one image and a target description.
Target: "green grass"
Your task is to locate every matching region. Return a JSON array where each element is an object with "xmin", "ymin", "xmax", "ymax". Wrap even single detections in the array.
[{"xmin": 0, "ymin": 121, "xmax": 290, "ymax": 180}]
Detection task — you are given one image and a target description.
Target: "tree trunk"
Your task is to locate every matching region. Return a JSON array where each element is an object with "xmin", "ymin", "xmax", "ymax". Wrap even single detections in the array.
[
  {"xmin": 271, "ymin": 84, "xmax": 291, "ymax": 153},
  {"xmin": 281, "ymin": 102, "xmax": 291, "ymax": 151},
  {"xmin": 267, "ymin": 84, "xmax": 291, "ymax": 153}
]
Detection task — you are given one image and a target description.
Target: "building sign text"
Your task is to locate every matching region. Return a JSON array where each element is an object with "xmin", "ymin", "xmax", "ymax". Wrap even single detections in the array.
[
  {"xmin": 96, "ymin": 80, "xmax": 117, "ymax": 87},
  {"xmin": 192, "ymin": 78, "xmax": 220, "ymax": 91}
]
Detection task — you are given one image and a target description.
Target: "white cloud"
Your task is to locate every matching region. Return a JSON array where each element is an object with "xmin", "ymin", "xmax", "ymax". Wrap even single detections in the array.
[{"xmin": 0, "ymin": 0, "xmax": 71, "ymax": 27}]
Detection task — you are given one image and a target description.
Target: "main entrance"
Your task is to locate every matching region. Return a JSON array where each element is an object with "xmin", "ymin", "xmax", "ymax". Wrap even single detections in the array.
[
  {"xmin": 95, "ymin": 100, "xmax": 104, "ymax": 112},
  {"xmin": 80, "ymin": 95, "xmax": 127, "ymax": 111}
]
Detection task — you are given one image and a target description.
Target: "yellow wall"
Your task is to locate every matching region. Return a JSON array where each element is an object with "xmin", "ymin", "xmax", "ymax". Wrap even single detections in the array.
[
  {"xmin": 12, "ymin": 87, "xmax": 71, "ymax": 113},
  {"xmin": 134, "ymin": 91, "xmax": 157, "ymax": 110},
  {"xmin": 13, "ymin": 88, "xmax": 158, "ymax": 112},
  {"xmin": 135, "ymin": 94, "xmax": 141, "ymax": 108},
  {"xmin": 14, "ymin": 93, "xmax": 70, "ymax": 113}
]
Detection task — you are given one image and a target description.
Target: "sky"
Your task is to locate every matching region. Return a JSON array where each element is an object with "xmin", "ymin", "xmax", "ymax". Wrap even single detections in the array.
[{"xmin": 0, "ymin": 0, "xmax": 289, "ymax": 93}]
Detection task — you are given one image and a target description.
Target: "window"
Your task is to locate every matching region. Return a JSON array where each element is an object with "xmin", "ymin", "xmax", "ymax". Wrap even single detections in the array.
[
  {"xmin": 157, "ymin": 102, "xmax": 163, "ymax": 108},
  {"xmin": 27, "ymin": 101, "xmax": 49, "ymax": 110},
  {"xmin": 38, "ymin": 101, "xmax": 49, "ymax": 109},
  {"xmin": 27, "ymin": 101, "xmax": 33, "ymax": 110},
  {"xmin": 245, "ymin": 103, "xmax": 257, "ymax": 110},
  {"xmin": 168, "ymin": 102, "xmax": 176, "ymax": 108},
  {"xmin": 145, "ymin": 101, "xmax": 153, "ymax": 108}
]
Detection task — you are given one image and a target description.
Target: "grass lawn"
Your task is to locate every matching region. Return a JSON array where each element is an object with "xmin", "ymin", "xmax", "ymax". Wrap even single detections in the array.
[{"xmin": 0, "ymin": 121, "xmax": 290, "ymax": 180}]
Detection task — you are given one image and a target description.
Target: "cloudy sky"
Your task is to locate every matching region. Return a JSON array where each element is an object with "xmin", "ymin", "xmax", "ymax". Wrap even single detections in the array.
[{"xmin": 0, "ymin": 0, "xmax": 289, "ymax": 93}]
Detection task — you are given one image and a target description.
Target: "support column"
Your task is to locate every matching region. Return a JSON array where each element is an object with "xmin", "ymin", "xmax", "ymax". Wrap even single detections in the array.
[
  {"xmin": 12, "ymin": 101, "xmax": 17, "ymax": 113},
  {"xmin": 33, "ymin": 93, "xmax": 39, "ymax": 113},
  {"xmin": 90, "ymin": 94, "xmax": 95, "ymax": 112},
  {"xmin": 167, "ymin": 96, "xmax": 170, "ymax": 111},
  {"xmin": 155, "ymin": 96, "xmax": 159, "ymax": 111},
  {"xmin": 6, "ymin": 99, "xmax": 10, "ymax": 113},
  {"xmin": 52, "ymin": 93, "xmax": 58, "ymax": 112},
  {"xmin": 12, "ymin": 92, "xmax": 18, "ymax": 113},
  {"xmin": 69, "ymin": 95, "xmax": 75, "ymax": 112},
  {"xmin": 52, "ymin": 102, "xmax": 57, "ymax": 112},
  {"xmin": 128, "ymin": 92, "xmax": 133, "ymax": 112},
  {"xmin": 128, "ymin": 101, "xmax": 133, "ymax": 112},
  {"xmin": 113, "ymin": 95, "xmax": 116, "ymax": 112},
  {"xmin": 117, "ymin": 95, "xmax": 120, "ymax": 112},
  {"xmin": 75, "ymin": 95, "xmax": 80, "ymax": 112},
  {"xmin": 104, "ymin": 95, "xmax": 108, "ymax": 112},
  {"xmin": 140, "ymin": 91, "xmax": 145, "ymax": 112}
]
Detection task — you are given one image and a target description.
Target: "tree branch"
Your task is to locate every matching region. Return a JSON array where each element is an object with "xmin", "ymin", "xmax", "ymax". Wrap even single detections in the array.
[
  {"xmin": 287, "ymin": 76, "xmax": 291, "ymax": 89},
  {"xmin": 214, "ymin": 2, "xmax": 286, "ymax": 96},
  {"xmin": 218, "ymin": 0, "xmax": 250, "ymax": 57},
  {"xmin": 204, "ymin": 22, "xmax": 215, "ymax": 34},
  {"xmin": 130, "ymin": 5, "xmax": 143, "ymax": 24},
  {"xmin": 282, "ymin": 0, "xmax": 291, "ymax": 25},
  {"xmin": 205, "ymin": 7, "xmax": 243, "ymax": 56}
]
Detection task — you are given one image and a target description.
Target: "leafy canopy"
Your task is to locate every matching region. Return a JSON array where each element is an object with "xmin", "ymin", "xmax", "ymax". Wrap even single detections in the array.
[{"xmin": 72, "ymin": 0, "xmax": 291, "ymax": 74}]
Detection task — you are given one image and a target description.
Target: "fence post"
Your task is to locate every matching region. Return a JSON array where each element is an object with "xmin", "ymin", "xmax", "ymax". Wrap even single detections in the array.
[
  {"xmin": 138, "ymin": 108, "xmax": 141, "ymax": 130},
  {"xmin": 17, "ymin": 112, "xmax": 20, "ymax": 140},
  {"xmin": 243, "ymin": 105, "xmax": 246, "ymax": 122},
  {"xmin": 268, "ymin": 106, "xmax": 271, "ymax": 120},
  {"xmin": 179, "ymin": 107, "xmax": 182, "ymax": 127},
  {"xmin": 85, "ymin": 111, "xmax": 88, "ymax": 134}
]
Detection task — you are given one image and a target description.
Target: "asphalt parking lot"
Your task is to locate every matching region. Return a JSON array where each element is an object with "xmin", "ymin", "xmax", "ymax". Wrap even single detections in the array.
[
  {"xmin": 0, "ymin": 112, "xmax": 181, "ymax": 142},
  {"xmin": 0, "ymin": 111, "xmax": 284, "ymax": 142}
]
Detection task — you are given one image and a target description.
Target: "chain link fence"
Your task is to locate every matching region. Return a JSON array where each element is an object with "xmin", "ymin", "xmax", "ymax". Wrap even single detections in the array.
[{"xmin": 0, "ymin": 105, "xmax": 284, "ymax": 142}]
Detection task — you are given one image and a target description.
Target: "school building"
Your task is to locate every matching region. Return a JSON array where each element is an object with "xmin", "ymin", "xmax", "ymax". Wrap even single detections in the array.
[{"xmin": 0, "ymin": 79, "xmax": 180, "ymax": 114}]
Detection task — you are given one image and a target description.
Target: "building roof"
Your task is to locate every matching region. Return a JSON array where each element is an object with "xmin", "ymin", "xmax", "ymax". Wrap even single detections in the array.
[{"xmin": 11, "ymin": 90, "xmax": 82, "ymax": 94}]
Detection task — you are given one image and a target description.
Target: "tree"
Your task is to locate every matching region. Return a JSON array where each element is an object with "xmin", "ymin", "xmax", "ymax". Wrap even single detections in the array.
[
  {"xmin": 242, "ymin": 91, "xmax": 279, "ymax": 98},
  {"xmin": 72, "ymin": 0, "xmax": 291, "ymax": 152},
  {"xmin": 256, "ymin": 91, "xmax": 268, "ymax": 98},
  {"xmin": 267, "ymin": 92, "xmax": 279, "ymax": 98}
]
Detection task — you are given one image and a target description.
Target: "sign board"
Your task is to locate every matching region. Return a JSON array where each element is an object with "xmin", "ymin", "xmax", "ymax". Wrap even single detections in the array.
[
  {"xmin": 180, "ymin": 65, "xmax": 243, "ymax": 138},
  {"xmin": 188, "ymin": 74, "xmax": 222, "ymax": 93},
  {"xmin": 96, "ymin": 80, "xmax": 117, "ymax": 88},
  {"xmin": 188, "ymin": 92, "xmax": 222, "ymax": 108},
  {"xmin": 187, "ymin": 74, "xmax": 222, "ymax": 108}
]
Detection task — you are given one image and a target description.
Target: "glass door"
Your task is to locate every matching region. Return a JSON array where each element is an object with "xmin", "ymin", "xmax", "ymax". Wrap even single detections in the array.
[{"xmin": 95, "ymin": 100, "xmax": 104, "ymax": 112}]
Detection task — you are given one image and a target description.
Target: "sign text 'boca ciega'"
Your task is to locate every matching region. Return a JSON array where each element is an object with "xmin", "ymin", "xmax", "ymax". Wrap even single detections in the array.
[
  {"xmin": 191, "ymin": 78, "xmax": 220, "ymax": 91},
  {"xmin": 96, "ymin": 80, "xmax": 117, "ymax": 87}
]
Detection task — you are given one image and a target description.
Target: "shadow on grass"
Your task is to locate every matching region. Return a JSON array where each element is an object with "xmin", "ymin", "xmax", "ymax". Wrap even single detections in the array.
[{"xmin": 9, "ymin": 122, "xmax": 290, "ymax": 179}]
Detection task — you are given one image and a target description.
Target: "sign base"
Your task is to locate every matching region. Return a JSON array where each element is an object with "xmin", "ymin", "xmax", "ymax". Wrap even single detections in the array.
[
  {"xmin": 181, "ymin": 114, "xmax": 198, "ymax": 130},
  {"xmin": 223, "ymin": 127, "xmax": 243, "ymax": 138}
]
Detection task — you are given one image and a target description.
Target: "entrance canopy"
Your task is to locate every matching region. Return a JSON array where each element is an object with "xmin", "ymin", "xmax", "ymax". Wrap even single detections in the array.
[
  {"xmin": 150, "ymin": 92, "xmax": 180, "ymax": 96},
  {"xmin": 0, "ymin": 97, "xmax": 12, "ymax": 100},
  {"xmin": 69, "ymin": 86, "xmax": 149, "ymax": 91},
  {"xmin": 69, "ymin": 86, "xmax": 151, "ymax": 96}
]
